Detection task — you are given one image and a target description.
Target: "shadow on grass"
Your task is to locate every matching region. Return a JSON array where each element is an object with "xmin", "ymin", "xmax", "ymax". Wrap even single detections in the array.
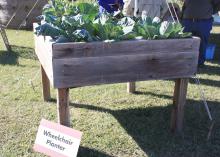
[
  {"xmin": 197, "ymin": 63, "xmax": 220, "ymax": 76},
  {"xmin": 78, "ymin": 146, "xmax": 113, "ymax": 157},
  {"xmin": 190, "ymin": 77, "xmax": 220, "ymax": 88},
  {"xmin": 0, "ymin": 50, "xmax": 19, "ymax": 65},
  {"xmin": 185, "ymin": 63, "xmax": 220, "ymax": 87},
  {"xmin": 0, "ymin": 45, "xmax": 36, "ymax": 65},
  {"xmin": 11, "ymin": 45, "xmax": 37, "ymax": 60},
  {"xmin": 70, "ymin": 95, "xmax": 220, "ymax": 157}
]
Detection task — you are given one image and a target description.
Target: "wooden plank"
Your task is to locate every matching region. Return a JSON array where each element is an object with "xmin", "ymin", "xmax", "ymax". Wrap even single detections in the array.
[
  {"xmin": 127, "ymin": 82, "xmax": 136, "ymax": 93},
  {"xmin": 171, "ymin": 78, "xmax": 189, "ymax": 133},
  {"xmin": 34, "ymin": 32, "xmax": 54, "ymax": 86},
  {"xmin": 57, "ymin": 88, "xmax": 70, "ymax": 127},
  {"xmin": 41, "ymin": 65, "xmax": 51, "ymax": 101},
  {"xmin": 53, "ymin": 51, "xmax": 198, "ymax": 88},
  {"xmin": 52, "ymin": 38, "xmax": 200, "ymax": 59}
]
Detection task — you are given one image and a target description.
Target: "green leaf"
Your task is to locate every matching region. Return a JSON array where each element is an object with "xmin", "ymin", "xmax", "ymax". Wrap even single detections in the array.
[
  {"xmin": 36, "ymin": 0, "xmax": 192, "ymax": 43},
  {"xmin": 70, "ymin": 29, "xmax": 93, "ymax": 42},
  {"xmin": 119, "ymin": 32, "xmax": 137, "ymax": 40},
  {"xmin": 35, "ymin": 23, "xmax": 61, "ymax": 37},
  {"xmin": 76, "ymin": 3, "xmax": 98, "ymax": 20}
]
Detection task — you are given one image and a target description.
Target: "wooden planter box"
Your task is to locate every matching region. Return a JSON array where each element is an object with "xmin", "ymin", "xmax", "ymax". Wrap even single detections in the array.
[{"xmin": 34, "ymin": 27, "xmax": 200, "ymax": 133}]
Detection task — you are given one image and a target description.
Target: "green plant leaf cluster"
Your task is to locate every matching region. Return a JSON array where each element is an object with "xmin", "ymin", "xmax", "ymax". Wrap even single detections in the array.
[{"xmin": 35, "ymin": 0, "xmax": 191, "ymax": 43}]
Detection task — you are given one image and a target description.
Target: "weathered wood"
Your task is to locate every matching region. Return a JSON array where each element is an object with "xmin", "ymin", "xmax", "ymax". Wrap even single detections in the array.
[
  {"xmin": 34, "ymin": 24, "xmax": 54, "ymax": 85},
  {"xmin": 41, "ymin": 65, "xmax": 51, "ymax": 101},
  {"xmin": 57, "ymin": 88, "xmax": 70, "ymax": 127},
  {"xmin": 53, "ymin": 51, "xmax": 198, "ymax": 88},
  {"xmin": 171, "ymin": 78, "xmax": 189, "ymax": 133},
  {"xmin": 34, "ymin": 30, "xmax": 200, "ymax": 133},
  {"xmin": 34, "ymin": 31, "xmax": 200, "ymax": 89},
  {"xmin": 127, "ymin": 82, "xmax": 136, "ymax": 93},
  {"xmin": 52, "ymin": 38, "xmax": 200, "ymax": 59}
]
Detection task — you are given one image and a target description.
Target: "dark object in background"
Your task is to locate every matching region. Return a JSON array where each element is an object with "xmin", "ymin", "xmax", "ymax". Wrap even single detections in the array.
[
  {"xmin": 0, "ymin": 0, "xmax": 47, "ymax": 29},
  {"xmin": 181, "ymin": 0, "xmax": 220, "ymax": 65}
]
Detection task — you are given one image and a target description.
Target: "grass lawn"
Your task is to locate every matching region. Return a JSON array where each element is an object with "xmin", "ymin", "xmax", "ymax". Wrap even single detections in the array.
[{"xmin": 0, "ymin": 27, "xmax": 220, "ymax": 157}]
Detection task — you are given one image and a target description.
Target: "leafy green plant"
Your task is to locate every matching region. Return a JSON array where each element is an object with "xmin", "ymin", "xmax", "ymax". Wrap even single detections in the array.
[{"xmin": 35, "ymin": 0, "xmax": 191, "ymax": 43}]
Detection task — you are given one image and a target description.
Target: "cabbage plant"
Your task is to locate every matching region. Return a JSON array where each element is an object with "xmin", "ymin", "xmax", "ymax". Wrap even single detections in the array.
[{"xmin": 35, "ymin": 0, "xmax": 191, "ymax": 43}]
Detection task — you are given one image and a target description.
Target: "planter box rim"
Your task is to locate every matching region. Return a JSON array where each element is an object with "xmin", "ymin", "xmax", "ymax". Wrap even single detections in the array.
[{"xmin": 52, "ymin": 37, "xmax": 199, "ymax": 46}]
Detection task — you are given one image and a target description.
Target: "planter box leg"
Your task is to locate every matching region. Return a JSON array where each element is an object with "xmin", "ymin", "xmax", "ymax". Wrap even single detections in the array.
[
  {"xmin": 171, "ymin": 78, "xmax": 188, "ymax": 133},
  {"xmin": 57, "ymin": 88, "xmax": 70, "ymax": 127},
  {"xmin": 127, "ymin": 82, "xmax": 136, "ymax": 93},
  {"xmin": 41, "ymin": 65, "xmax": 51, "ymax": 101}
]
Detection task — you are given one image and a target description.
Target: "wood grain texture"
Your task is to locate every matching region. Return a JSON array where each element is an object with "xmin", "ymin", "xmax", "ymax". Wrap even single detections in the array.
[
  {"xmin": 171, "ymin": 78, "xmax": 189, "ymax": 133},
  {"xmin": 34, "ymin": 31, "xmax": 200, "ymax": 90},
  {"xmin": 34, "ymin": 33, "xmax": 201, "ymax": 133},
  {"xmin": 57, "ymin": 88, "xmax": 70, "ymax": 127},
  {"xmin": 53, "ymin": 51, "xmax": 198, "ymax": 88},
  {"xmin": 41, "ymin": 65, "xmax": 51, "ymax": 101},
  {"xmin": 52, "ymin": 38, "xmax": 200, "ymax": 59},
  {"xmin": 34, "ymin": 24, "xmax": 54, "ymax": 86}
]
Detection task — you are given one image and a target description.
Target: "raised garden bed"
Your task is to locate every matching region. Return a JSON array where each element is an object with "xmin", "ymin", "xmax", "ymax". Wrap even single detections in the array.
[{"xmin": 34, "ymin": 23, "xmax": 200, "ymax": 133}]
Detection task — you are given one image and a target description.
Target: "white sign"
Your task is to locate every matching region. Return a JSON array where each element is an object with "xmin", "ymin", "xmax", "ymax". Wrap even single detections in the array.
[{"xmin": 34, "ymin": 119, "xmax": 82, "ymax": 157}]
